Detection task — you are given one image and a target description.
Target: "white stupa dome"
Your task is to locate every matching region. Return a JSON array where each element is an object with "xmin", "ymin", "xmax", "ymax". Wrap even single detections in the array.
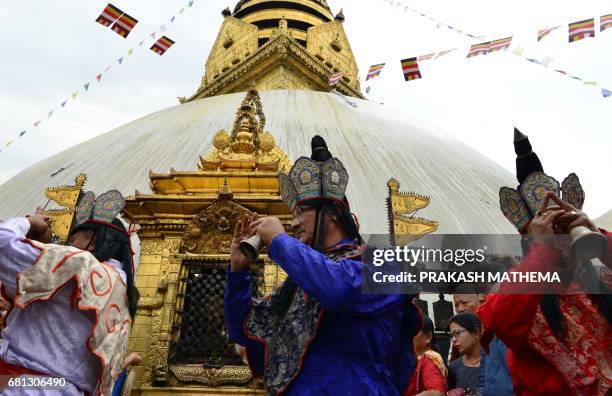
[{"xmin": 0, "ymin": 90, "xmax": 517, "ymax": 234}]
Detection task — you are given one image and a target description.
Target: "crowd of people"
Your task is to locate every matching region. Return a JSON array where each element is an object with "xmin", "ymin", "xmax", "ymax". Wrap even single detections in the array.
[{"xmin": 0, "ymin": 132, "xmax": 610, "ymax": 395}]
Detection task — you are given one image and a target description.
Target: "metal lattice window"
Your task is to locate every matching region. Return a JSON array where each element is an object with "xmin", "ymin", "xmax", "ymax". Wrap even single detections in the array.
[{"xmin": 170, "ymin": 263, "xmax": 262, "ymax": 366}]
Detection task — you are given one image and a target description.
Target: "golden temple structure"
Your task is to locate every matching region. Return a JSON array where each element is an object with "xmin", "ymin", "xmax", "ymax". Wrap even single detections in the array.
[
  {"xmin": 2, "ymin": 1, "xmax": 519, "ymax": 394},
  {"xmin": 181, "ymin": 0, "xmax": 362, "ymax": 101}
]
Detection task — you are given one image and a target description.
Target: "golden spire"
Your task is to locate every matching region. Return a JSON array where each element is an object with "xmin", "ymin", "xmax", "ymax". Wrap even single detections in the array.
[{"xmin": 181, "ymin": 0, "xmax": 362, "ymax": 102}]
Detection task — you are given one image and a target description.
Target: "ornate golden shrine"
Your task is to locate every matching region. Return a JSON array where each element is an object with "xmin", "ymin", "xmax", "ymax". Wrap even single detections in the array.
[
  {"xmin": 181, "ymin": 0, "xmax": 362, "ymax": 101},
  {"xmin": 386, "ymin": 178, "xmax": 439, "ymax": 242},
  {"xmin": 123, "ymin": 90, "xmax": 289, "ymax": 395}
]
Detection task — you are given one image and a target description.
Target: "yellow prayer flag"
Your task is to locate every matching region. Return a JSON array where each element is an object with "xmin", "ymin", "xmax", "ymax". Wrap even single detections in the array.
[
  {"xmin": 5, "ymin": 140, "xmax": 13, "ymax": 147},
  {"xmin": 71, "ymin": 92, "xmax": 78, "ymax": 100},
  {"xmin": 512, "ymin": 46, "xmax": 525, "ymax": 56},
  {"xmin": 128, "ymin": 48, "xmax": 134, "ymax": 56},
  {"xmin": 583, "ymin": 81, "xmax": 597, "ymax": 86}
]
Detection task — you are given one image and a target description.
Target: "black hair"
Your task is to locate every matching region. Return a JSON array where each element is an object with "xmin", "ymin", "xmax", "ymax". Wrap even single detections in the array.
[
  {"xmin": 449, "ymin": 312, "xmax": 481, "ymax": 335},
  {"xmin": 422, "ymin": 316, "xmax": 434, "ymax": 335},
  {"xmin": 70, "ymin": 219, "xmax": 139, "ymax": 319}
]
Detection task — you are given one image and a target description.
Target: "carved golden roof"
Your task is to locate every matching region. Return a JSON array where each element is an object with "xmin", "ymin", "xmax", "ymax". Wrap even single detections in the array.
[{"xmin": 181, "ymin": 0, "xmax": 361, "ymax": 101}]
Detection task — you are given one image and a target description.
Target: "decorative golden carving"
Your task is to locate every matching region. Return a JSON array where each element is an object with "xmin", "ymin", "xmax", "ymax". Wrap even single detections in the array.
[
  {"xmin": 180, "ymin": 179, "xmax": 252, "ymax": 255},
  {"xmin": 387, "ymin": 178, "xmax": 439, "ymax": 242},
  {"xmin": 139, "ymin": 238, "xmax": 182, "ymax": 385},
  {"xmin": 387, "ymin": 178, "xmax": 431, "ymax": 215},
  {"xmin": 202, "ymin": 90, "xmax": 291, "ymax": 172},
  {"xmin": 169, "ymin": 365, "xmax": 252, "ymax": 386},
  {"xmin": 306, "ymin": 20, "xmax": 360, "ymax": 89},
  {"xmin": 185, "ymin": 14, "xmax": 362, "ymax": 101},
  {"xmin": 43, "ymin": 173, "xmax": 87, "ymax": 242},
  {"xmin": 137, "ymin": 279, "xmax": 168, "ymax": 310}
]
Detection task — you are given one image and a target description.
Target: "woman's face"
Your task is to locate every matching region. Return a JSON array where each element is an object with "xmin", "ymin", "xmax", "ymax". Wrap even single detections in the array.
[{"xmin": 450, "ymin": 322, "xmax": 479, "ymax": 354}]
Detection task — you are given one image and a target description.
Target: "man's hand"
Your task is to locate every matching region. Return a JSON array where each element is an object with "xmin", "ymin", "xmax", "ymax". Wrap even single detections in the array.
[
  {"xmin": 25, "ymin": 207, "xmax": 53, "ymax": 243},
  {"xmin": 248, "ymin": 216, "xmax": 286, "ymax": 246},
  {"xmin": 230, "ymin": 213, "xmax": 257, "ymax": 272},
  {"xmin": 529, "ymin": 192, "xmax": 565, "ymax": 247},
  {"xmin": 547, "ymin": 193, "xmax": 599, "ymax": 233}
]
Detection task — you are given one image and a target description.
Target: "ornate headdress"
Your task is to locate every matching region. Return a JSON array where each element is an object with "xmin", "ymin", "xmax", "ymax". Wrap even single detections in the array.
[
  {"xmin": 278, "ymin": 136, "xmax": 361, "ymax": 249},
  {"xmin": 499, "ymin": 128, "xmax": 585, "ymax": 232},
  {"xmin": 75, "ymin": 190, "xmax": 127, "ymax": 231},
  {"xmin": 278, "ymin": 155, "xmax": 349, "ymax": 212}
]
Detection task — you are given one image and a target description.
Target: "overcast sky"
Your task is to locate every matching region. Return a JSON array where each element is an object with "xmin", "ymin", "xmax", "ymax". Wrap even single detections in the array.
[{"xmin": 0, "ymin": 0, "xmax": 610, "ymax": 218}]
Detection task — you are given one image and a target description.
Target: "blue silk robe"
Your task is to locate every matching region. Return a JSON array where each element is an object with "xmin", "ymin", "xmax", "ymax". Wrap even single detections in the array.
[{"xmin": 225, "ymin": 234, "xmax": 420, "ymax": 395}]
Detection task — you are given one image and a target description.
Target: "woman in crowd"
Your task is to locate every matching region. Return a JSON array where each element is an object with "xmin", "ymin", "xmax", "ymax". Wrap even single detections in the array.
[
  {"xmin": 447, "ymin": 312, "xmax": 481, "ymax": 395},
  {"xmin": 405, "ymin": 316, "xmax": 447, "ymax": 396}
]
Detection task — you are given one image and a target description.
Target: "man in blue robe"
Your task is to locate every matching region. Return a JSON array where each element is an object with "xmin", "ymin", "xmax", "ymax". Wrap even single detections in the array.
[{"xmin": 224, "ymin": 136, "xmax": 421, "ymax": 395}]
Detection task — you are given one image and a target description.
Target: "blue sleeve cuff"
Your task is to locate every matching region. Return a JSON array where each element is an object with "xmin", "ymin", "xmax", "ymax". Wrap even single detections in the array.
[
  {"xmin": 268, "ymin": 233, "xmax": 292, "ymax": 262},
  {"xmin": 226, "ymin": 266, "xmax": 251, "ymax": 281}
]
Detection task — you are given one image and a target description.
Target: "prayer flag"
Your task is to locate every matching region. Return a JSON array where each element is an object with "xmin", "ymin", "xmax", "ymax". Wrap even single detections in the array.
[
  {"xmin": 400, "ymin": 57, "xmax": 422, "ymax": 81},
  {"xmin": 366, "ymin": 86, "xmax": 371, "ymax": 94},
  {"xmin": 128, "ymin": 48, "xmax": 134, "ymax": 55},
  {"xmin": 583, "ymin": 81, "xmax": 597, "ymax": 86},
  {"xmin": 467, "ymin": 41, "xmax": 490, "ymax": 58},
  {"xmin": 179, "ymin": 8, "xmax": 185, "ymax": 14},
  {"xmin": 366, "ymin": 63, "xmax": 385, "ymax": 80},
  {"xmin": 602, "ymin": 88, "xmax": 612, "ymax": 98},
  {"xmin": 48, "ymin": 110, "xmax": 54, "ymax": 118},
  {"xmin": 96, "ymin": 3, "xmax": 123, "ymax": 27},
  {"xmin": 19, "ymin": 131, "xmax": 27, "ymax": 137},
  {"xmin": 328, "ymin": 71, "xmax": 344, "ymax": 86},
  {"xmin": 150, "ymin": 36, "xmax": 176, "ymax": 55},
  {"xmin": 488, "ymin": 37, "xmax": 512, "ymax": 53},
  {"xmin": 537, "ymin": 26, "xmax": 560, "ymax": 41},
  {"xmin": 160, "ymin": 25, "xmax": 167, "ymax": 32},
  {"xmin": 436, "ymin": 48, "xmax": 457, "ymax": 58},
  {"xmin": 188, "ymin": 0, "xmax": 194, "ymax": 7},
  {"xmin": 5, "ymin": 141, "xmax": 13, "ymax": 147},
  {"xmin": 96, "ymin": 74, "xmax": 102, "ymax": 82},
  {"xmin": 34, "ymin": 121, "xmax": 41, "ymax": 127},
  {"xmin": 512, "ymin": 46, "xmax": 525, "ymax": 56},
  {"xmin": 417, "ymin": 53, "xmax": 435, "ymax": 61},
  {"xmin": 61, "ymin": 100, "xmax": 67, "ymax": 107},
  {"xmin": 84, "ymin": 83, "xmax": 90, "ymax": 91},
  {"xmin": 149, "ymin": 32, "xmax": 156, "ymax": 39},
  {"xmin": 527, "ymin": 58, "xmax": 540, "ymax": 64},
  {"xmin": 601, "ymin": 14, "xmax": 612, "ymax": 32},
  {"xmin": 568, "ymin": 18, "xmax": 595, "ymax": 42},
  {"xmin": 170, "ymin": 16, "xmax": 176, "ymax": 23},
  {"xmin": 71, "ymin": 92, "xmax": 78, "ymax": 99},
  {"xmin": 104, "ymin": 65, "xmax": 112, "ymax": 72},
  {"xmin": 539, "ymin": 56, "xmax": 554, "ymax": 66},
  {"xmin": 555, "ymin": 69, "xmax": 567, "ymax": 75},
  {"xmin": 570, "ymin": 76, "xmax": 583, "ymax": 81},
  {"xmin": 111, "ymin": 12, "xmax": 138, "ymax": 38},
  {"xmin": 118, "ymin": 57, "xmax": 123, "ymax": 64}
]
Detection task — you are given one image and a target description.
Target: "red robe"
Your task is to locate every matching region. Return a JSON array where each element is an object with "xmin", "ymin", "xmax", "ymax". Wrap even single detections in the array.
[
  {"xmin": 478, "ymin": 230, "xmax": 612, "ymax": 396},
  {"xmin": 405, "ymin": 351, "xmax": 447, "ymax": 395}
]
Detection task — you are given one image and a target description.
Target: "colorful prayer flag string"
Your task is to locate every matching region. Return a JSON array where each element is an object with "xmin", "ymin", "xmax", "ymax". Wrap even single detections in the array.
[{"xmin": 1, "ymin": 0, "xmax": 196, "ymax": 154}]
